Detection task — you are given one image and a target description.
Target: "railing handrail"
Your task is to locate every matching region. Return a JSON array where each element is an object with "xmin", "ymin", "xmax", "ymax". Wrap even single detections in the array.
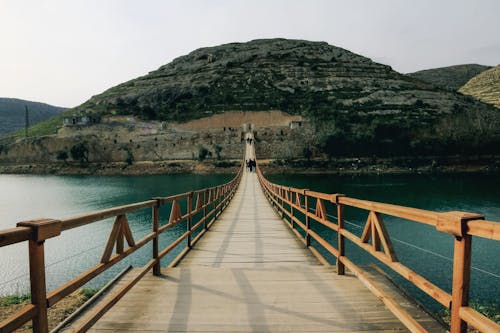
[
  {"xmin": 256, "ymin": 162, "xmax": 499, "ymax": 333},
  {"xmin": 256, "ymin": 177, "xmax": 500, "ymax": 241},
  {"xmin": 0, "ymin": 160, "xmax": 244, "ymax": 333}
]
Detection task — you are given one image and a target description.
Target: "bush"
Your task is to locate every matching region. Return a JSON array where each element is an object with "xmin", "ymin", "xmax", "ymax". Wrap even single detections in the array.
[
  {"xmin": 213, "ymin": 144, "xmax": 223, "ymax": 160},
  {"xmin": 56, "ymin": 151, "xmax": 69, "ymax": 162},
  {"xmin": 302, "ymin": 146, "xmax": 312, "ymax": 160},
  {"xmin": 120, "ymin": 146, "xmax": 134, "ymax": 165},
  {"xmin": 0, "ymin": 294, "xmax": 31, "ymax": 306},
  {"xmin": 70, "ymin": 142, "xmax": 89, "ymax": 164},
  {"xmin": 82, "ymin": 288, "xmax": 99, "ymax": 300},
  {"xmin": 198, "ymin": 146, "xmax": 209, "ymax": 161}
]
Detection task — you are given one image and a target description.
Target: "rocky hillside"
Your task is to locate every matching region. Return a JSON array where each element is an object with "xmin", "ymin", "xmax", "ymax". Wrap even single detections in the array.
[
  {"xmin": 0, "ymin": 98, "xmax": 66, "ymax": 136},
  {"xmin": 407, "ymin": 64, "xmax": 491, "ymax": 91},
  {"xmin": 67, "ymin": 39, "xmax": 498, "ymax": 157},
  {"xmin": 459, "ymin": 65, "xmax": 500, "ymax": 109}
]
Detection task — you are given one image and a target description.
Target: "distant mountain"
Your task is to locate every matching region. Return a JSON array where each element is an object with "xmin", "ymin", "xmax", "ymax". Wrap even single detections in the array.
[
  {"xmin": 0, "ymin": 98, "xmax": 67, "ymax": 136},
  {"xmin": 459, "ymin": 65, "xmax": 500, "ymax": 109},
  {"xmin": 407, "ymin": 64, "xmax": 491, "ymax": 91},
  {"xmin": 9, "ymin": 39, "xmax": 500, "ymax": 157}
]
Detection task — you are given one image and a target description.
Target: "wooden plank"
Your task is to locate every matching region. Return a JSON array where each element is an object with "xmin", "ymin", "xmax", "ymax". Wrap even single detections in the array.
[
  {"xmin": 450, "ymin": 235, "xmax": 472, "ymax": 333},
  {"xmin": 340, "ymin": 257, "xmax": 427, "ymax": 333},
  {"xmin": 0, "ymin": 304, "xmax": 36, "ymax": 333},
  {"xmin": 460, "ymin": 306, "xmax": 500, "ymax": 332},
  {"xmin": 100, "ymin": 217, "xmax": 122, "ymax": 263},
  {"xmin": 73, "ymin": 260, "xmax": 156, "ymax": 332},
  {"xmin": 339, "ymin": 196, "xmax": 441, "ymax": 226},
  {"xmin": 121, "ymin": 215, "xmax": 135, "ymax": 247},
  {"xmin": 152, "ymin": 204, "xmax": 160, "ymax": 276},
  {"xmin": 341, "ymin": 228, "xmax": 452, "ymax": 307},
  {"xmin": 28, "ymin": 239, "xmax": 49, "ymax": 333},
  {"xmin": 466, "ymin": 219, "xmax": 500, "ymax": 240},
  {"xmin": 337, "ymin": 202, "xmax": 346, "ymax": 275},
  {"xmin": 371, "ymin": 212, "xmax": 397, "ymax": 261},
  {"xmin": 60, "ymin": 200, "xmax": 156, "ymax": 231},
  {"xmin": 47, "ymin": 232, "xmax": 155, "ymax": 307},
  {"xmin": 0, "ymin": 226, "xmax": 31, "ymax": 247},
  {"xmin": 63, "ymin": 143, "xmax": 442, "ymax": 333}
]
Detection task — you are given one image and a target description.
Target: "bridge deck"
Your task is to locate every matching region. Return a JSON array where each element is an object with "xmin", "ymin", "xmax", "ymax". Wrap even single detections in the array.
[{"xmin": 84, "ymin": 146, "xmax": 443, "ymax": 332}]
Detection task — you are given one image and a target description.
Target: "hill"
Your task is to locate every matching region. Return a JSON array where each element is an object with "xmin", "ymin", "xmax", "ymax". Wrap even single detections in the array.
[
  {"xmin": 407, "ymin": 64, "xmax": 491, "ymax": 91},
  {"xmin": 0, "ymin": 98, "xmax": 67, "ymax": 136},
  {"xmin": 68, "ymin": 39, "xmax": 498, "ymax": 156},
  {"xmin": 459, "ymin": 65, "xmax": 500, "ymax": 109}
]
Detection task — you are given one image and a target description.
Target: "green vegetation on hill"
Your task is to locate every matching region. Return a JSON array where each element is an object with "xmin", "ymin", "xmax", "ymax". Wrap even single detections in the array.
[
  {"xmin": 407, "ymin": 64, "xmax": 491, "ymax": 91},
  {"xmin": 5, "ymin": 110, "xmax": 73, "ymax": 141},
  {"xmin": 25, "ymin": 39, "xmax": 500, "ymax": 157},
  {"xmin": 0, "ymin": 98, "xmax": 67, "ymax": 136},
  {"xmin": 459, "ymin": 65, "xmax": 500, "ymax": 109}
]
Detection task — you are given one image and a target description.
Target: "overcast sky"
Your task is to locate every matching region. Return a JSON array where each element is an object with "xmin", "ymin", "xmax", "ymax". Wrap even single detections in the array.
[{"xmin": 1, "ymin": 0, "xmax": 499, "ymax": 107}]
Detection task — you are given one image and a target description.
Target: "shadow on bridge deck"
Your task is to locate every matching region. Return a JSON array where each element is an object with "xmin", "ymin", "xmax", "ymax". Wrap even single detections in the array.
[{"xmin": 62, "ymin": 143, "xmax": 444, "ymax": 333}]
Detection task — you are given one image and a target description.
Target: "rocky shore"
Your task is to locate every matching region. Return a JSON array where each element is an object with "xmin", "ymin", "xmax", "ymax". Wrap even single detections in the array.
[{"xmin": 0, "ymin": 156, "xmax": 498, "ymax": 175}]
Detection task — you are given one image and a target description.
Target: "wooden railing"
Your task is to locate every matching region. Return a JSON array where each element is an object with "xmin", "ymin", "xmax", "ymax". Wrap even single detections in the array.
[
  {"xmin": 0, "ymin": 162, "xmax": 243, "ymax": 333},
  {"xmin": 256, "ymin": 164, "xmax": 500, "ymax": 333}
]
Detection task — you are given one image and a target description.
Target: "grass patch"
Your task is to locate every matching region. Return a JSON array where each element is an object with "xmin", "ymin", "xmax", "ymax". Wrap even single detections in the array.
[
  {"xmin": 81, "ymin": 288, "xmax": 98, "ymax": 300},
  {"xmin": 439, "ymin": 300, "xmax": 500, "ymax": 330},
  {"xmin": 0, "ymin": 293, "xmax": 31, "ymax": 306},
  {"xmin": 6, "ymin": 110, "xmax": 73, "ymax": 139},
  {"xmin": 0, "ymin": 288, "xmax": 99, "ymax": 332}
]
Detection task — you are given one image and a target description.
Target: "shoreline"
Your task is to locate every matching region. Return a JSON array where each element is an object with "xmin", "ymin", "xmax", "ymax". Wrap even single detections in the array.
[{"xmin": 0, "ymin": 156, "xmax": 499, "ymax": 176}]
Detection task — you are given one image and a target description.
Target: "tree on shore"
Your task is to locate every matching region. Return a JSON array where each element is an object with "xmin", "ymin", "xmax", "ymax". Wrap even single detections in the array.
[{"xmin": 70, "ymin": 142, "xmax": 89, "ymax": 164}]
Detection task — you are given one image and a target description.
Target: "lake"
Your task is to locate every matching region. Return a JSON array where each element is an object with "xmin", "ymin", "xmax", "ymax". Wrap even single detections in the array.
[{"xmin": 0, "ymin": 172, "xmax": 499, "ymax": 313}]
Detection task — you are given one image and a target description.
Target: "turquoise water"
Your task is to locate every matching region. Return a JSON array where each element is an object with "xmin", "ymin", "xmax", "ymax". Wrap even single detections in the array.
[
  {"xmin": 0, "ymin": 173, "xmax": 498, "ymax": 314},
  {"xmin": 267, "ymin": 173, "xmax": 500, "ymax": 312},
  {"xmin": 0, "ymin": 174, "xmax": 232, "ymax": 295}
]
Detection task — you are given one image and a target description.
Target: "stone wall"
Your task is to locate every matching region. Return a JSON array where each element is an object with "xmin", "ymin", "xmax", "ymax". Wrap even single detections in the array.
[{"xmin": 0, "ymin": 113, "xmax": 313, "ymax": 164}]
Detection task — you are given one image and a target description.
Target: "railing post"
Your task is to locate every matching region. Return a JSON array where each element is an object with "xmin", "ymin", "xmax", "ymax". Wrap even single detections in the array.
[
  {"xmin": 304, "ymin": 190, "xmax": 311, "ymax": 246},
  {"xmin": 17, "ymin": 219, "xmax": 61, "ymax": 333},
  {"xmin": 187, "ymin": 192, "xmax": 193, "ymax": 248},
  {"xmin": 450, "ymin": 234, "xmax": 472, "ymax": 333},
  {"xmin": 152, "ymin": 199, "xmax": 161, "ymax": 276},
  {"xmin": 203, "ymin": 189, "xmax": 208, "ymax": 230},
  {"xmin": 289, "ymin": 188, "xmax": 294, "ymax": 229},
  {"xmin": 436, "ymin": 212, "xmax": 484, "ymax": 333},
  {"xmin": 335, "ymin": 194, "xmax": 346, "ymax": 275}
]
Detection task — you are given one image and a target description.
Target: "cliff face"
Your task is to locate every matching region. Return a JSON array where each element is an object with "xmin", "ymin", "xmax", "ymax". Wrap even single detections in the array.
[
  {"xmin": 0, "ymin": 112, "xmax": 312, "ymax": 164},
  {"xmin": 459, "ymin": 65, "xmax": 500, "ymax": 109},
  {"xmin": 407, "ymin": 64, "xmax": 491, "ymax": 91}
]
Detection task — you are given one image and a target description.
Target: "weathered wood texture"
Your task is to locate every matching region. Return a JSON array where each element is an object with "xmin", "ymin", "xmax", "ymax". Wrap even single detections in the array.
[{"xmin": 85, "ymin": 145, "xmax": 444, "ymax": 332}]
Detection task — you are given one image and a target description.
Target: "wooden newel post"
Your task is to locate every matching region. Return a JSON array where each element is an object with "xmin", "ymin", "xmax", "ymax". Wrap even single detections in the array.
[
  {"xmin": 187, "ymin": 192, "xmax": 193, "ymax": 248},
  {"xmin": 304, "ymin": 191, "xmax": 310, "ymax": 247},
  {"xmin": 203, "ymin": 189, "xmax": 208, "ymax": 230},
  {"xmin": 152, "ymin": 199, "xmax": 161, "ymax": 276},
  {"xmin": 437, "ymin": 211, "xmax": 484, "ymax": 333},
  {"xmin": 17, "ymin": 219, "xmax": 61, "ymax": 333},
  {"xmin": 334, "ymin": 194, "xmax": 346, "ymax": 275},
  {"xmin": 450, "ymin": 234, "xmax": 472, "ymax": 333}
]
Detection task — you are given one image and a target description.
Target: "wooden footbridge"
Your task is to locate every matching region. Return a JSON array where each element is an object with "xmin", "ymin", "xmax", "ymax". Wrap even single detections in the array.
[{"xmin": 1, "ymin": 138, "xmax": 499, "ymax": 333}]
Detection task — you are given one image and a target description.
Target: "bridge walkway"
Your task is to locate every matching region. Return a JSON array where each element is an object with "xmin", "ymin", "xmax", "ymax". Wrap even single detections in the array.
[{"xmin": 84, "ymin": 145, "xmax": 441, "ymax": 332}]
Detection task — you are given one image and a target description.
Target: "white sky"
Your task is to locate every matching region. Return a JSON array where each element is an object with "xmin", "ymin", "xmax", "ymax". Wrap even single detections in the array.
[{"xmin": 1, "ymin": 0, "xmax": 499, "ymax": 107}]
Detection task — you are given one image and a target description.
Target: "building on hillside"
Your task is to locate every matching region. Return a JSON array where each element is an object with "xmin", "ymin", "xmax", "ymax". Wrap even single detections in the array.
[
  {"xmin": 289, "ymin": 120, "xmax": 304, "ymax": 129},
  {"xmin": 63, "ymin": 115, "xmax": 100, "ymax": 127}
]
